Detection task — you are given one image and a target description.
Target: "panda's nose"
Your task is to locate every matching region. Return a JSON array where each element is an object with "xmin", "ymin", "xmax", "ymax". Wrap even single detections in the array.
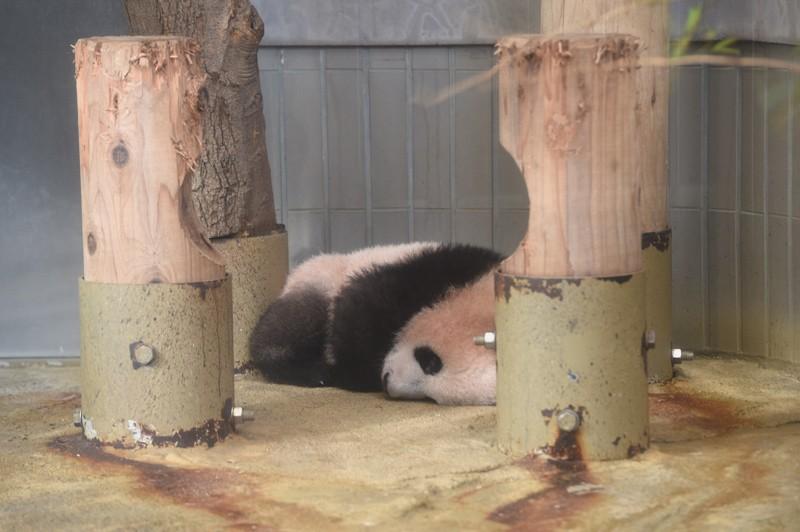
[{"xmin": 382, "ymin": 372, "xmax": 391, "ymax": 396}]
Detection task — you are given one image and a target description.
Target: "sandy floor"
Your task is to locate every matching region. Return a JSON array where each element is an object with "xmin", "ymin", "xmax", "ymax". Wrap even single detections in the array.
[{"xmin": 1, "ymin": 354, "xmax": 799, "ymax": 531}]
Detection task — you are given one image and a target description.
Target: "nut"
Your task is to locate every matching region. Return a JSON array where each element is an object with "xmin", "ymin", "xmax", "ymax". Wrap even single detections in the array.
[
  {"xmin": 556, "ymin": 408, "xmax": 581, "ymax": 432},
  {"xmin": 473, "ymin": 332, "xmax": 497, "ymax": 349}
]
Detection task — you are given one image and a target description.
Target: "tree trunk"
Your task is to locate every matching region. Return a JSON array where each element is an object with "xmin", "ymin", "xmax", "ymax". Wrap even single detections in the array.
[{"xmin": 123, "ymin": 0, "xmax": 278, "ymax": 238}]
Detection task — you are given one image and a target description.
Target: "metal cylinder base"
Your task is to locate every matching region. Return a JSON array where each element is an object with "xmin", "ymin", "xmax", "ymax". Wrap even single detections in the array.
[
  {"xmin": 214, "ymin": 228, "xmax": 288, "ymax": 371},
  {"xmin": 495, "ymin": 272, "xmax": 649, "ymax": 461},
  {"xmin": 642, "ymin": 229, "xmax": 673, "ymax": 383},
  {"xmin": 78, "ymin": 276, "xmax": 234, "ymax": 448}
]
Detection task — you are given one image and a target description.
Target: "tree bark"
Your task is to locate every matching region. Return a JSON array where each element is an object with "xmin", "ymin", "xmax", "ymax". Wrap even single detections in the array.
[{"xmin": 123, "ymin": 0, "xmax": 278, "ymax": 238}]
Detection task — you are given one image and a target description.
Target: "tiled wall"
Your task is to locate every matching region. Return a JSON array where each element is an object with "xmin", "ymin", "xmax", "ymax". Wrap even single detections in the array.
[
  {"xmin": 670, "ymin": 43, "xmax": 800, "ymax": 364},
  {"xmin": 253, "ymin": 0, "xmax": 540, "ymax": 46},
  {"xmin": 258, "ymin": 46, "xmax": 528, "ymax": 266}
]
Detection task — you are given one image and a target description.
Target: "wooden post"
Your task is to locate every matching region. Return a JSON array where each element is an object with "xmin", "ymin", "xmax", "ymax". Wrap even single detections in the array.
[
  {"xmin": 541, "ymin": 0, "xmax": 669, "ymax": 233},
  {"xmin": 494, "ymin": 34, "xmax": 649, "ymax": 461},
  {"xmin": 75, "ymin": 37, "xmax": 234, "ymax": 448},
  {"xmin": 75, "ymin": 36, "xmax": 225, "ymax": 284},
  {"xmin": 499, "ymin": 35, "xmax": 642, "ymax": 278},
  {"xmin": 541, "ymin": 0, "xmax": 673, "ymax": 382}
]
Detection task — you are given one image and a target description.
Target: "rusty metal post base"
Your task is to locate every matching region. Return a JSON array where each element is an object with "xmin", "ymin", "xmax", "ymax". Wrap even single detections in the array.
[
  {"xmin": 495, "ymin": 272, "xmax": 649, "ymax": 461},
  {"xmin": 642, "ymin": 229, "xmax": 673, "ymax": 383},
  {"xmin": 78, "ymin": 276, "xmax": 234, "ymax": 448},
  {"xmin": 213, "ymin": 228, "xmax": 289, "ymax": 371}
]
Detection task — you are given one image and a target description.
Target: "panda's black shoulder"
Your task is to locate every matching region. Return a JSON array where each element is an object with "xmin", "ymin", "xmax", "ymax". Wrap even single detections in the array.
[
  {"xmin": 325, "ymin": 243, "xmax": 502, "ymax": 391},
  {"xmin": 340, "ymin": 242, "xmax": 503, "ymax": 333},
  {"xmin": 413, "ymin": 243, "xmax": 504, "ymax": 279},
  {"xmin": 348, "ymin": 243, "xmax": 501, "ymax": 308}
]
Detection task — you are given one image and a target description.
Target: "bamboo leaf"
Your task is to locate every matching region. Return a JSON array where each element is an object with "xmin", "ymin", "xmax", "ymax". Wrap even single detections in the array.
[
  {"xmin": 711, "ymin": 38, "xmax": 741, "ymax": 56},
  {"xmin": 672, "ymin": 5, "xmax": 704, "ymax": 58},
  {"xmin": 684, "ymin": 5, "xmax": 703, "ymax": 34}
]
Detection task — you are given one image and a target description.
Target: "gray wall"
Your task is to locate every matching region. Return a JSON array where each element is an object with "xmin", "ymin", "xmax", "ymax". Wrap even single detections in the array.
[
  {"xmin": 252, "ymin": 0, "xmax": 539, "ymax": 265},
  {"xmin": 0, "ymin": 1, "xmax": 129, "ymax": 357},
  {"xmin": 258, "ymin": 46, "xmax": 528, "ymax": 266},
  {"xmin": 254, "ymin": 0, "xmax": 540, "ymax": 46},
  {"xmin": 670, "ymin": 42, "xmax": 800, "ymax": 365}
]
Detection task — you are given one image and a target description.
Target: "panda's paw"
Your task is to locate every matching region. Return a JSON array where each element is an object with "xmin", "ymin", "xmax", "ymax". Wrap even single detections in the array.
[{"xmin": 249, "ymin": 288, "xmax": 331, "ymax": 387}]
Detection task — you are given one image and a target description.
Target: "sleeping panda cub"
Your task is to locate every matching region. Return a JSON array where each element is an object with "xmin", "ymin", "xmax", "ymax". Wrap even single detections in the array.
[{"xmin": 250, "ymin": 242, "xmax": 502, "ymax": 405}]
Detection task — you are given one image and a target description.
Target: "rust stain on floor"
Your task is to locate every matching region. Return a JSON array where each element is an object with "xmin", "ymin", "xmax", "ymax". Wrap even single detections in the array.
[
  {"xmin": 488, "ymin": 456, "xmax": 601, "ymax": 531},
  {"xmin": 649, "ymin": 388, "xmax": 749, "ymax": 434},
  {"xmin": 47, "ymin": 434, "xmax": 304, "ymax": 531}
]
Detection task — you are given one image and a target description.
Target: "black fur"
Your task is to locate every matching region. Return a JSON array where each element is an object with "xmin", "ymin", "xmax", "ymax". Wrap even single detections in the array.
[
  {"xmin": 414, "ymin": 346, "xmax": 443, "ymax": 375},
  {"xmin": 250, "ymin": 243, "xmax": 502, "ymax": 392},
  {"xmin": 326, "ymin": 244, "xmax": 501, "ymax": 391},
  {"xmin": 249, "ymin": 288, "xmax": 331, "ymax": 386}
]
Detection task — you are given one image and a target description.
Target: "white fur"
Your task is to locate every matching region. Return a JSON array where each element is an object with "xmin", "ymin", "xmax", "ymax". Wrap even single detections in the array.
[
  {"xmin": 382, "ymin": 272, "xmax": 497, "ymax": 405},
  {"xmin": 282, "ymin": 242, "xmax": 438, "ymax": 299}
]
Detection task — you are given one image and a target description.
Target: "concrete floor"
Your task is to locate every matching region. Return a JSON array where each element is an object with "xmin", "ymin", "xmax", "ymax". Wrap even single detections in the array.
[{"xmin": 1, "ymin": 354, "xmax": 799, "ymax": 531}]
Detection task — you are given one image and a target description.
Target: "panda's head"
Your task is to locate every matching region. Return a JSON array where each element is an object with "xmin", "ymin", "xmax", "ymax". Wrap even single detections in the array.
[{"xmin": 380, "ymin": 276, "xmax": 496, "ymax": 405}]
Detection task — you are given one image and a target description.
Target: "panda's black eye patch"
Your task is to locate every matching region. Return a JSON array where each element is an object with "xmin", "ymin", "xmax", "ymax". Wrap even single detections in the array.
[{"xmin": 414, "ymin": 346, "xmax": 443, "ymax": 375}]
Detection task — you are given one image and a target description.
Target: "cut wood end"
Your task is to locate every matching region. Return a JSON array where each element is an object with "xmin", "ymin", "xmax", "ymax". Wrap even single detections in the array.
[
  {"xmin": 76, "ymin": 35, "xmax": 195, "ymax": 45},
  {"xmin": 496, "ymin": 33, "xmax": 641, "ymax": 64},
  {"xmin": 74, "ymin": 36, "xmax": 202, "ymax": 80}
]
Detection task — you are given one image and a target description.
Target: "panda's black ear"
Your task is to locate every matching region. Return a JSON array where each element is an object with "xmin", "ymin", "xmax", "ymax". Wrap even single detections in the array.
[{"xmin": 414, "ymin": 346, "xmax": 443, "ymax": 375}]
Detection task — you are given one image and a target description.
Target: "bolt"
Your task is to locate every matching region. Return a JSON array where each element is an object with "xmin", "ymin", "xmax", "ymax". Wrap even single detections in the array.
[
  {"xmin": 645, "ymin": 329, "xmax": 656, "ymax": 349},
  {"xmin": 556, "ymin": 408, "xmax": 581, "ymax": 432},
  {"xmin": 672, "ymin": 348, "xmax": 694, "ymax": 364},
  {"xmin": 232, "ymin": 406, "xmax": 254, "ymax": 422},
  {"xmin": 73, "ymin": 409, "xmax": 82, "ymax": 427},
  {"xmin": 132, "ymin": 342, "xmax": 155, "ymax": 366},
  {"xmin": 473, "ymin": 331, "xmax": 496, "ymax": 349}
]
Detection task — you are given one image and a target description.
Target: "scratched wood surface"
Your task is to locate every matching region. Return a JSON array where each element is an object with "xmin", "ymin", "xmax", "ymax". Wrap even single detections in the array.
[
  {"xmin": 497, "ymin": 34, "xmax": 642, "ymax": 277},
  {"xmin": 541, "ymin": 0, "xmax": 670, "ymax": 234},
  {"xmin": 74, "ymin": 37, "xmax": 225, "ymax": 284}
]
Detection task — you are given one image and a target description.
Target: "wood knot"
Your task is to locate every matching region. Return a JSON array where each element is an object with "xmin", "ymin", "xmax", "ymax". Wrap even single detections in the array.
[{"xmin": 112, "ymin": 143, "xmax": 129, "ymax": 167}]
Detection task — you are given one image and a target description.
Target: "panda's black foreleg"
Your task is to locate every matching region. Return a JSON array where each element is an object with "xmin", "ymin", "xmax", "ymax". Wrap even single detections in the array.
[{"xmin": 249, "ymin": 288, "xmax": 332, "ymax": 387}]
